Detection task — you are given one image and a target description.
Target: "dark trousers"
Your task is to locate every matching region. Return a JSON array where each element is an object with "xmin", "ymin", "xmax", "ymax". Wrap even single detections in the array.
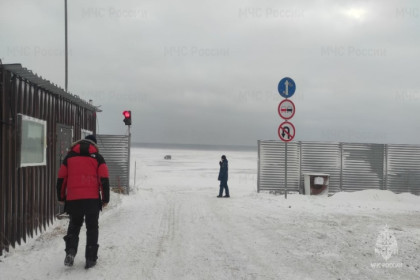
[
  {"xmin": 65, "ymin": 207, "xmax": 100, "ymax": 251},
  {"xmin": 219, "ymin": 180, "xmax": 229, "ymax": 196}
]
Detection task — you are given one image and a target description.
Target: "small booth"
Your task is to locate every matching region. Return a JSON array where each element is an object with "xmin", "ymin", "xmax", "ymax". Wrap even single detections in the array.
[
  {"xmin": 0, "ymin": 63, "xmax": 99, "ymax": 256},
  {"xmin": 303, "ymin": 173, "xmax": 330, "ymax": 195}
]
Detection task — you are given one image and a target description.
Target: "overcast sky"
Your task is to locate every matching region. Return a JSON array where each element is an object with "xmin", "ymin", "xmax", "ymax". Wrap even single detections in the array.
[{"xmin": 1, "ymin": 0, "xmax": 420, "ymax": 146}]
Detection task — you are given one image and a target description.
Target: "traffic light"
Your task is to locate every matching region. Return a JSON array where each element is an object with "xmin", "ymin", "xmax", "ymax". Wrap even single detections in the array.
[{"xmin": 123, "ymin": 110, "xmax": 132, "ymax": 125}]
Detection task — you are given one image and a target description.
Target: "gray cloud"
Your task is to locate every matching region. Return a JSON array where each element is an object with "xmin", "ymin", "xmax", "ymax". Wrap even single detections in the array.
[{"xmin": 1, "ymin": 0, "xmax": 419, "ymax": 146}]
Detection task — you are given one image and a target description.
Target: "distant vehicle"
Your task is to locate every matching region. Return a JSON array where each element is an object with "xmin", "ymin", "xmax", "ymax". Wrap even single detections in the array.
[{"xmin": 164, "ymin": 155, "xmax": 172, "ymax": 160}]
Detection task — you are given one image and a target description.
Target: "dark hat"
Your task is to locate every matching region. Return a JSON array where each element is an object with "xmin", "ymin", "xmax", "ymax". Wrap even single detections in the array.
[
  {"xmin": 85, "ymin": 134, "xmax": 97, "ymax": 144},
  {"xmin": 221, "ymin": 155, "xmax": 226, "ymax": 160}
]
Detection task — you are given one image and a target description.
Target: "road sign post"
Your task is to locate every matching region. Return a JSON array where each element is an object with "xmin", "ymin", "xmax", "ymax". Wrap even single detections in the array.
[
  {"xmin": 277, "ymin": 77, "xmax": 297, "ymax": 199},
  {"xmin": 285, "ymin": 142, "xmax": 288, "ymax": 198}
]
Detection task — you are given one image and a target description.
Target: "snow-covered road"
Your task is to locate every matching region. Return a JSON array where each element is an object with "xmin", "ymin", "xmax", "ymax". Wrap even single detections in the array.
[{"xmin": 1, "ymin": 147, "xmax": 420, "ymax": 280}]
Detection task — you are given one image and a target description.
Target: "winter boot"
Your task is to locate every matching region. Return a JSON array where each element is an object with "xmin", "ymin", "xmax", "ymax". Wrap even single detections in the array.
[
  {"xmin": 85, "ymin": 245, "xmax": 99, "ymax": 269},
  {"xmin": 64, "ymin": 248, "xmax": 76, "ymax": 266},
  {"xmin": 63, "ymin": 235, "xmax": 79, "ymax": 266}
]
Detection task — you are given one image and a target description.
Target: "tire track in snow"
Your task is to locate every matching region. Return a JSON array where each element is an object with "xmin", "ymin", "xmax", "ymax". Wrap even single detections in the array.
[
  {"xmin": 155, "ymin": 200, "xmax": 176, "ymax": 258},
  {"xmin": 142, "ymin": 192, "xmax": 180, "ymax": 279}
]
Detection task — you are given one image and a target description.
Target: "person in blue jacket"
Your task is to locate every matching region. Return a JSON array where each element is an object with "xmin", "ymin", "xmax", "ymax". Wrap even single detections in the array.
[{"xmin": 217, "ymin": 155, "xmax": 230, "ymax": 197}]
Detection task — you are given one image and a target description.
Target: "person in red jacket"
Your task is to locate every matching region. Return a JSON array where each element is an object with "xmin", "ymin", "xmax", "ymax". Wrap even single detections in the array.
[{"xmin": 56, "ymin": 134, "xmax": 110, "ymax": 269}]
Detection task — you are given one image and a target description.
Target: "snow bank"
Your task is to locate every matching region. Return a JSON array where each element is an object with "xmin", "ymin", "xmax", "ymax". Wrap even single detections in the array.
[
  {"xmin": 327, "ymin": 190, "xmax": 420, "ymax": 212},
  {"xmin": 254, "ymin": 189, "xmax": 420, "ymax": 214},
  {"xmin": 330, "ymin": 189, "xmax": 418, "ymax": 202}
]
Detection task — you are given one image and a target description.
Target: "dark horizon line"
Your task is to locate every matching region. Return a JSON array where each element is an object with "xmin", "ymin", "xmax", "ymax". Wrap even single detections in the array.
[{"xmin": 132, "ymin": 142, "xmax": 257, "ymax": 151}]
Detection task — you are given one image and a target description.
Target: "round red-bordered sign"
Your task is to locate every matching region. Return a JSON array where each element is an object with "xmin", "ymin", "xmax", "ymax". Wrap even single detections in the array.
[
  {"xmin": 278, "ymin": 99, "xmax": 295, "ymax": 120},
  {"xmin": 278, "ymin": 121, "xmax": 296, "ymax": 142}
]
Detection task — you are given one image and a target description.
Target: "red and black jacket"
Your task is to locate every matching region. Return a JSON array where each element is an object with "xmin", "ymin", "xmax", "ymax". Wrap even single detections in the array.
[{"xmin": 56, "ymin": 139, "xmax": 110, "ymax": 203}]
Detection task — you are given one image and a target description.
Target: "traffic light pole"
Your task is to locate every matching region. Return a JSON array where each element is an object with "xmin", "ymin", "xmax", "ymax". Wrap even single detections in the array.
[
  {"xmin": 127, "ymin": 124, "xmax": 131, "ymax": 195},
  {"xmin": 122, "ymin": 110, "xmax": 132, "ymax": 194}
]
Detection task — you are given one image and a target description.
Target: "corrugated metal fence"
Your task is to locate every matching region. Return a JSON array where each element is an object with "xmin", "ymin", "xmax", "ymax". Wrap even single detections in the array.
[
  {"xmin": 258, "ymin": 140, "xmax": 420, "ymax": 195},
  {"xmin": 96, "ymin": 135, "xmax": 129, "ymax": 193}
]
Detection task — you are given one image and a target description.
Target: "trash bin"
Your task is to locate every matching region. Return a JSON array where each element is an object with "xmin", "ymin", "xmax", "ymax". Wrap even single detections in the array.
[{"xmin": 303, "ymin": 173, "xmax": 330, "ymax": 195}]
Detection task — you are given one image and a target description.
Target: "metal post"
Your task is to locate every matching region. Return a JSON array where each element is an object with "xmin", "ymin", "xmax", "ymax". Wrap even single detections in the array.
[
  {"xmin": 257, "ymin": 140, "xmax": 261, "ymax": 193},
  {"xmin": 339, "ymin": 142, "xmax": 343, "ymax": 191},
  {"xmin": 383, "ymin": 144, "xmax": 388, "ymax": 190},
  {"xmin": 285, "ymin": 142, "xmax": 288, "ymax": 199},
  {"xmin": 64, "ymin": 0, "xmax": 68, "ymax": 92},
  {"xmin": 298, "ymin": 141, "xmax": 302, "ymax": 194},
  {"xmin": 127, "ymin": 125, "xmax": 131, "ymax": 195},
  {"xmin": 134, "ymin": 161, "xmax": 137, "ymax": 188}
]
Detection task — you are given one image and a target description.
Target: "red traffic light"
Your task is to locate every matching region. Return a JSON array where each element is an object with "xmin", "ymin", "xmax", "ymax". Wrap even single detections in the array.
[
  {"xmin": 123, "ymin": 110, "xmax": 132, "ymax": 125},
  {"xmin": 123, "ymin": 111, "xmax": 131, "ymax": 118}
]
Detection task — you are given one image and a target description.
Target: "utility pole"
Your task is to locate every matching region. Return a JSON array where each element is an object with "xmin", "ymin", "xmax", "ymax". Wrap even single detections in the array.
[{"xmin": 64, "ymin": 0, "xmax": 68, "ymax": 91}]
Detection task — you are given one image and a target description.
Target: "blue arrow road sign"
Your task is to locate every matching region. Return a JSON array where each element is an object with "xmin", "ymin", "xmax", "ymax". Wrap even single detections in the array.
[{"xmin": 278, "ymin": 77, "xmax": 296, "ymax": 98}]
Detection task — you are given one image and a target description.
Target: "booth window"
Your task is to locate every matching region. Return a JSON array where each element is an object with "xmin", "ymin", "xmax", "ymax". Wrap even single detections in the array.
[{"xmin": 20, "ymin": 115, "xmax": 47, "ymax": 167}]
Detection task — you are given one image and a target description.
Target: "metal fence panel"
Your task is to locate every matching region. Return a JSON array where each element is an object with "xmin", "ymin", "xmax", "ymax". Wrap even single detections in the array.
[
  {"xmin": 387, "ymin": 144, "xmax": 420, "ymax": 195},
  {"xmin": 300, "ymin": 142, "xmax": 341, "ymax": 193},
  {"xmin": 341, "ymin": 143, "xmax": 385, "ymax": 192},
  {"xmin": 96, "ymin": 135, "xmax": 129, "ymax": 191},
  {"xmin": 258, "ymin": 140, "xmax": 300, "ymax": 192},
  {"xmin": 258, "ymin": 140, "xmax": 420, "ymax": 195}
]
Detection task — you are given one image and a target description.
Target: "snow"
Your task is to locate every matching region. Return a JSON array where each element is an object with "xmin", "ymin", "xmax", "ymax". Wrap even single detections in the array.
[{"xmin": 1, "ymin": 147, "xmax": 420, "ymax": 280}]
